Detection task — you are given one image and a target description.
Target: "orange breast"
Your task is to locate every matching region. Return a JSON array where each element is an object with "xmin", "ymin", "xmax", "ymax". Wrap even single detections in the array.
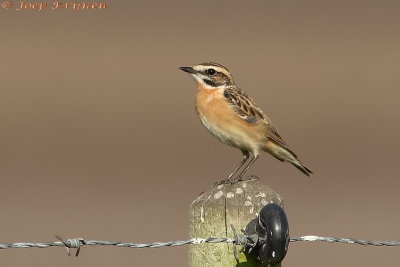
[
  {"xmin": 195, "ymin": 86, "xmax": 267, "ymax": 152},
  {"xmin": 195, "ymin": 87, "xmax": 233, "ymax": 123}
]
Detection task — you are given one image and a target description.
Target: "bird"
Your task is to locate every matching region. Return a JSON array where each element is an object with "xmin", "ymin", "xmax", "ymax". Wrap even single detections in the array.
[{"xmin": 179, "ymin": 62, "xmax": 312, "ymax": 183}]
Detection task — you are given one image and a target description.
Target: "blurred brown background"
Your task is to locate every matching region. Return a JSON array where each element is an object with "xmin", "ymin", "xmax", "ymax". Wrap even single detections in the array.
[{"xmin": 1, "ymin": 1, "xmax": 399, "ymax": 266}]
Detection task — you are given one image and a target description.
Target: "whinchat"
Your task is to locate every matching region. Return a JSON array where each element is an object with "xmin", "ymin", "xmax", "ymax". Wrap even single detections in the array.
[{"xmin": 180, "ymin": 62, "xmax": 312, "ymax": 183}]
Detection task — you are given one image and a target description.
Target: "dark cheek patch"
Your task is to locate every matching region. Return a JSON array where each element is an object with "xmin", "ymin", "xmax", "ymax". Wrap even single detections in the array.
[{"xmin": 203, "ymin": 79, "xmax": 217, "ymax": 87}]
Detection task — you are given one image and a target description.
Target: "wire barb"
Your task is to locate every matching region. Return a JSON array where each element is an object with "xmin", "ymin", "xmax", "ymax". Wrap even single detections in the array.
[
  {"xmin": 231, "ymin": 225, "xmax": 240, "ymax": 262},
  {"xmin": 54, "ymin": 235, "xmax": 86, "ymax": 257}
]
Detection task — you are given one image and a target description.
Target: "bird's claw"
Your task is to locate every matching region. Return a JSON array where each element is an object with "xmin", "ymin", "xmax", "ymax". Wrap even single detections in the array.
[
  {"xmin": 213, "ymin": 175, "xmax": 259, "ymax": 188},
  {"xmin": 229, "ymin": 175, "xmax": 259, "ymax": 184}
]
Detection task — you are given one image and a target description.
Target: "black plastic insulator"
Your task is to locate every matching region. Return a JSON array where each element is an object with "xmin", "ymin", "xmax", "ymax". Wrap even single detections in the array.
[{"xmin": 243, "ymin": 203, "xmax": 289, "ymax": 265}]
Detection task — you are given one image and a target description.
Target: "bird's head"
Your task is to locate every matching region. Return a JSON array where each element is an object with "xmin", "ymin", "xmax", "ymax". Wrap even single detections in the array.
[{"xmin": 179, "ymin": 62, "xmax": 235, "ymax": 89}]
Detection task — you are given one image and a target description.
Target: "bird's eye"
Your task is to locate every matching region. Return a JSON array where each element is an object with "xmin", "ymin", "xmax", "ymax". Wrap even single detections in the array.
[{"xmin": 206, "ymin": 69, "xmax": 216, "ymax": 75}]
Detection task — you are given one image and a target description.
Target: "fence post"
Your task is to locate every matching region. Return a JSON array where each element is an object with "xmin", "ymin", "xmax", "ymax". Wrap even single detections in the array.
[{"xmin": 189, "ymin": 176, "xmax": 284, "ymax": 266}]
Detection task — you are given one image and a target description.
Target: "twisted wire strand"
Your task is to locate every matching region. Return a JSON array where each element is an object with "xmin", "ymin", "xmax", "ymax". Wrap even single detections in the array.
[
  {"xmin": 289, "ymin": 236, "xmax": 400, "ymax": 246},
  {"xmin": 0, "ymin": 236, "xmax": 399, "ymax": 251}
]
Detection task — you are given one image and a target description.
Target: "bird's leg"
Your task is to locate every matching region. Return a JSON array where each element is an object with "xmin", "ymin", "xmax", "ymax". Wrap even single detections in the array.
[
  {"xmin": 233, "ymin": 153, "xmax": 260, "ymax": 182},
  {"xmin": 215, "ymin": 151, "xmax": 249, "ymax": 185},
  {"xmin": 227, "ymin": 150, "xmax": 250, "ymax": 180}
]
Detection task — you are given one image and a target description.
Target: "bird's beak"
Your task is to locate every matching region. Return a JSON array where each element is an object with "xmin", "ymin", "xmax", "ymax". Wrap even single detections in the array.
[{"xmin": 179, "ymin": 66, "xmax": 197, "ymax": 74}]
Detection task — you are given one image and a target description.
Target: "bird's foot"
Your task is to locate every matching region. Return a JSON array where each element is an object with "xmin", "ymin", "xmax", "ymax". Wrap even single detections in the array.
[
  {"xmin": 213, "ymin": 175, "xmax": 259, "ymax": 188},
  {"xmin": 230, "ymin": 175, "xmax": 259, "ymax": 184},
  {"xmin": 213, "ymin": 178, "xmax": 234, "ymax": 187}
]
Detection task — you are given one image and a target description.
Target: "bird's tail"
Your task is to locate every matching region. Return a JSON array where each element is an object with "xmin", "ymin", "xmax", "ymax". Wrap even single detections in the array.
[
  {"xmin": 290, "ymin": 159, "xmax": 313, "ymax": 176},
  {"xmin": 264, "ymin": 140, "xmax": 313, "ymax": 176}
]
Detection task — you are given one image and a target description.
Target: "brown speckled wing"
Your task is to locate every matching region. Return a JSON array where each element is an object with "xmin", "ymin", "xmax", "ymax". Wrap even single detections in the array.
[{"xmin": 223, "ymin": 87, "xmax": 289, "ymax": 148}]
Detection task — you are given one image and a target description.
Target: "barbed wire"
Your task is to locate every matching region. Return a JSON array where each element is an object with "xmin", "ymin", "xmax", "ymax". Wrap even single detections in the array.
[
  {"xmin": 0, "ymin": 235, "xmax": 398, "ymax": 256},
  {"xmin": 289, "ymin": 236, "xmax": 400, "ymax": 246}
]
